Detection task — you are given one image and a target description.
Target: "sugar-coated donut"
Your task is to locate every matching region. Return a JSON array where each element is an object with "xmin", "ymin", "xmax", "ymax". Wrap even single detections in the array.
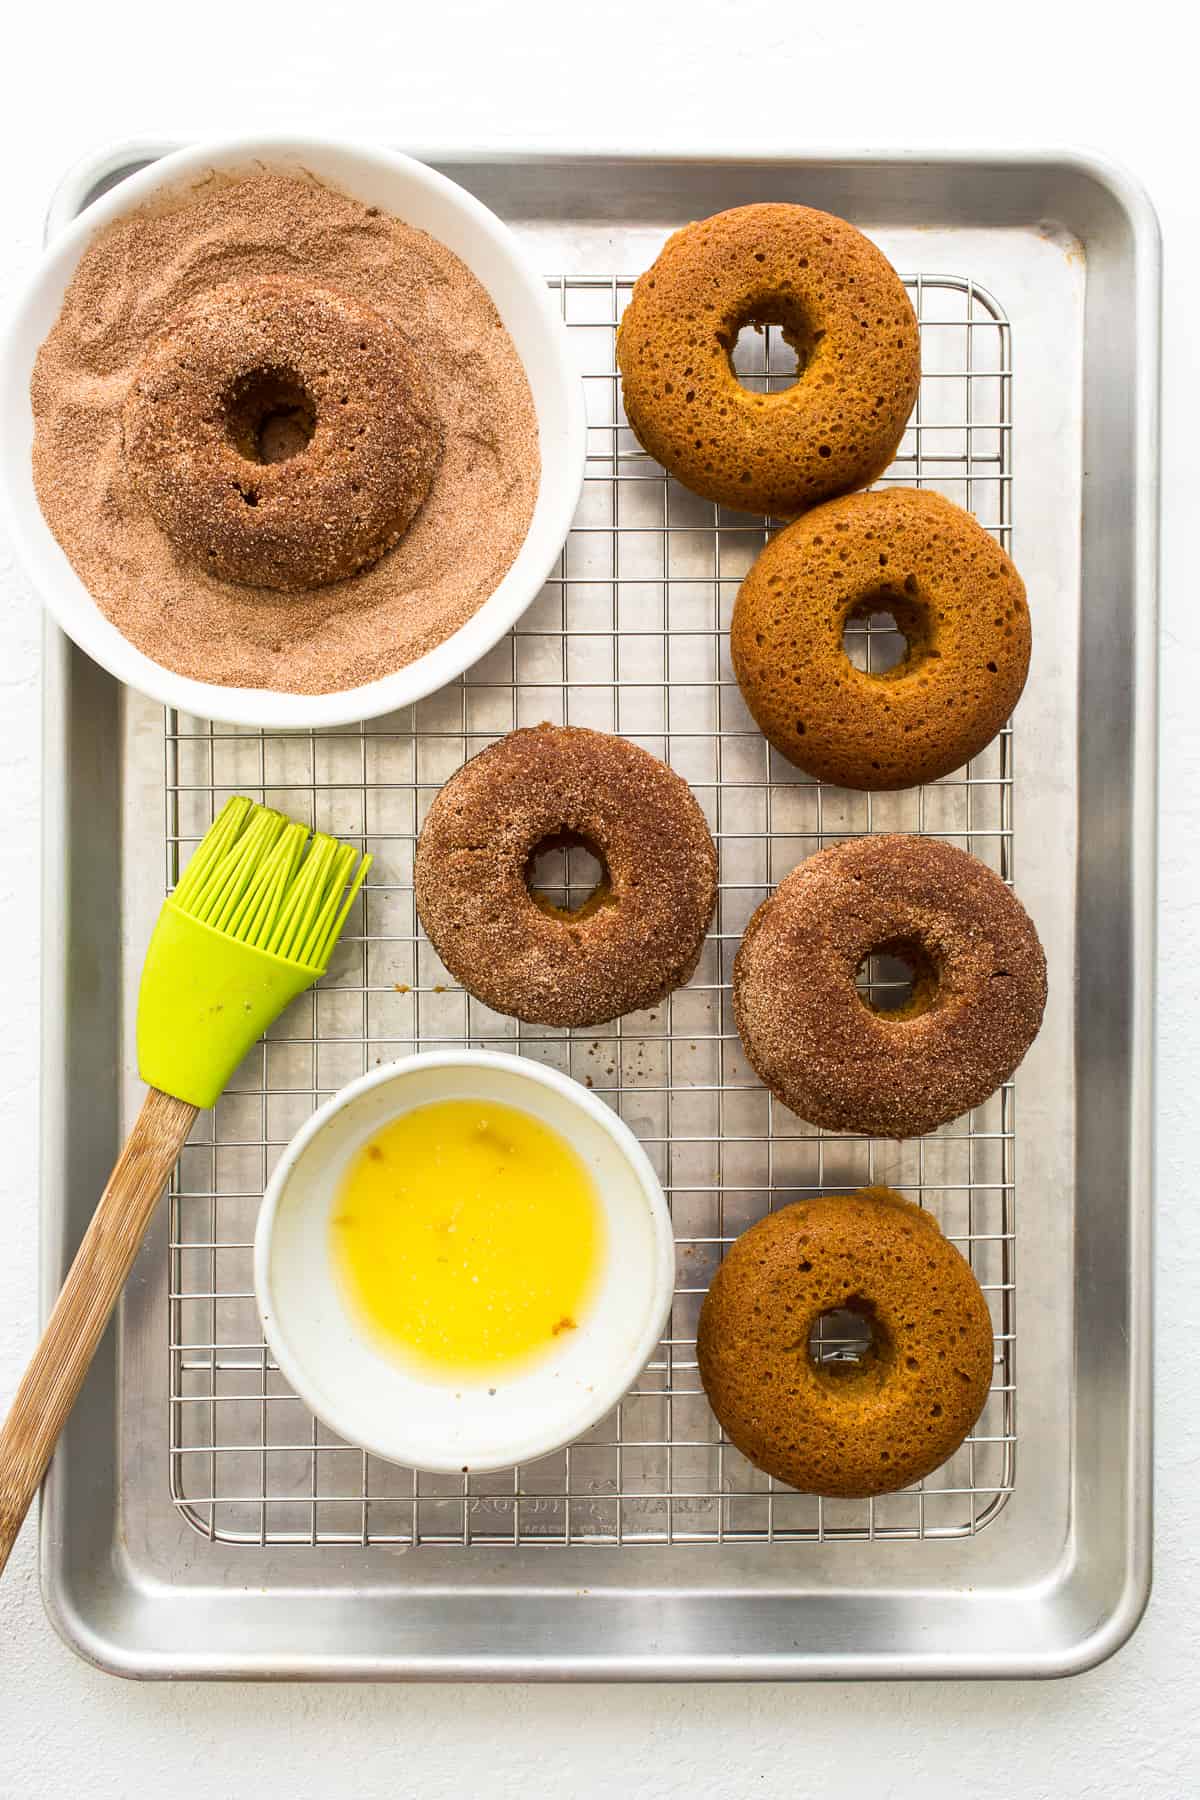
[
  {"xmin": 697, "ymin": 1187, "xmax": 995, "ymax": 1498},
  {"xmin": 616, "ymin": 203, "xmax": 919, "ymax": 515},
  {"xmin": 413, "ymin": 725, "xmax": 718, "ymax": 1028},
  {"xmin": 123, "ymin": 276, "xmax": 442, "ymax": 590},
  {"xmin": 733, "ymin": 835, "xmax": 1046, "ymax": 1138},
  {"xmin": 731, "ymin": 488, "xmax": 1029, "ymax": 790}
]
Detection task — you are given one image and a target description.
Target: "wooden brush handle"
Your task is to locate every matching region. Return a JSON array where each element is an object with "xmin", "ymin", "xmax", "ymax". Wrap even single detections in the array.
[{"xmin": 0, "ymin": 1087, "xmax": 198, "ymax": 1577}]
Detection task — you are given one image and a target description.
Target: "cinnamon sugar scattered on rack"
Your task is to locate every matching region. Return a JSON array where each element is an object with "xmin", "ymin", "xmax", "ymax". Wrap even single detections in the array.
[{"xmin": 30, "ymin": 172, "xmax": 541, "ymax": 695}]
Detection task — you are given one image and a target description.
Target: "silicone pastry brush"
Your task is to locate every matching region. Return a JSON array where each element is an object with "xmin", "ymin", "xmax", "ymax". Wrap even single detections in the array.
[{"xmin": 0, "ymin": 797, "xmax": 369, "ymax": 1575}]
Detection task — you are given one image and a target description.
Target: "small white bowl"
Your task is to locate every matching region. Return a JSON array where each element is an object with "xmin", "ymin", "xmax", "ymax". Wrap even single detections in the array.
[
  {"xmin": 254, "ymin": 1051, "xmax": 675, "ymax": 1474},
  {"xmin": 0, "ymin": 135, "xmax": 586, "ymax": 729}
]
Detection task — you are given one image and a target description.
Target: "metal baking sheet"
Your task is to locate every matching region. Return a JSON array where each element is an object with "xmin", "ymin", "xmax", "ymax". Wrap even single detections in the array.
[{"xmin": 37, "ymin": 145, "xmax": 1157, "ymax": 1679}]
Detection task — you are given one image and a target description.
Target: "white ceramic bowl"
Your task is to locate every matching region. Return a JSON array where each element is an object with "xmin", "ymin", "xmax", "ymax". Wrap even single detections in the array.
[
  {"xmin": 0, "ymin": 135, "xmax": 586, "ymax": 729},
  {"xmin": 254, "ymin": 1051, "xmax": 676, "ymax": 1473}
]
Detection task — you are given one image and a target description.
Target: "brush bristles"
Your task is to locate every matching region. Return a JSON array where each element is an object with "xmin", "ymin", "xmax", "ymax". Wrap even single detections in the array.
[{"xmin": 172, "ymin": 796, "xmax": 371, "ymax": 970}]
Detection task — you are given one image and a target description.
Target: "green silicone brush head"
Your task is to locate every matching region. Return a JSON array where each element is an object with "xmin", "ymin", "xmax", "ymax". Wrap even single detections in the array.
[{"xmin": 137, "ymin": 796, "xmax": 371, "ymax": 1110}]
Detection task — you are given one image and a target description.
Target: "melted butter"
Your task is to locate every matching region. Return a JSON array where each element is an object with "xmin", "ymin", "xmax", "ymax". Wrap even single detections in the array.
[{"xmin": 330, "ymin": 1098, "xmax": 605, "ymax": 1380}]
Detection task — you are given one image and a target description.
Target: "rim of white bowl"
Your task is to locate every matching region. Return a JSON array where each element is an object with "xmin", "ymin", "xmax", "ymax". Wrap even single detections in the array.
[
  {"xmin": 253, "ymin": 1049, "xmax": 677, "ymax": 1473},
  {"xmin": 0, "ymin": 134, "xmax": 586, "ymax": 730}
]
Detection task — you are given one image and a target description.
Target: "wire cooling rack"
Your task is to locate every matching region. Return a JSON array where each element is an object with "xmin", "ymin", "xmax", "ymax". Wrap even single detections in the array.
[{"xmin": 166, "ymin": 270, "xmax": 1015, "ymax": 1547}]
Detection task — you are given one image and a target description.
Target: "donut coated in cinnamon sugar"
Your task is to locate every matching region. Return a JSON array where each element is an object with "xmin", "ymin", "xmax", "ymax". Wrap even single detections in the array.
[
  {"xmin": 616, "ymin": 203, "xmax": 919, "ymax": 515},
  {"xmin": 414, "ymin": 725, "xmax": 718, "ymax": 1028},
  {"xmin": 122, "ymin": 275, "xmax": 442, "ymax": 591},
  {"xmin": 733, "ymin": 834, "xmax": 1046, "ymax": 1139}
]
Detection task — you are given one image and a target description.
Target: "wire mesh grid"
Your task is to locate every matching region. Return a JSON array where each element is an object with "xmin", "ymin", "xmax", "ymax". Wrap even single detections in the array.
[{"xmin": 165, "ymin": 269, "xmax": 1015, "ymax": 1548}]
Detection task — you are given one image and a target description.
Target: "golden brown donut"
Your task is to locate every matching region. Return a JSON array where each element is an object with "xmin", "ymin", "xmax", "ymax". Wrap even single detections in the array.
[
  {"xmin": 122, "ymin": 275, "xmax": 442, "ymax": 590},
  {"xmin": 730, "ymin": 488, "xmax": 1030, "ymax": 789},
  {"xmin": 733, "ymin": 835, "xmax": 1046, "ymax": 1138},
  {"xmin": 413, "ymin": 724, "xmax": 718, "ymax": 1028},
  {"xmin": 615, "ymin": 203, "xmax": 919, "ymax": 515},
  {"xmin": 697, "ymin": 1187, "xmax": 995, "ymax": 1498}
]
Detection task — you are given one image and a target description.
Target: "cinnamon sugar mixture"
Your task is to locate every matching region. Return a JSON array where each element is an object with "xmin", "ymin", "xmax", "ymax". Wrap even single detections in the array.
[{"xmin": 30, "ymin": 173, "xmax": 541, "ymax": 694}]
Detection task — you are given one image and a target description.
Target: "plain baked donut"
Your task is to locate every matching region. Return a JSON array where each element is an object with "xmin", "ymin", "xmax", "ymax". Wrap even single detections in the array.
[
  {"xmin": 122, "ymin": 275, "xmax": 443, "ymax": 590},
  {"xmin": 733, "ymin": 834, "xmax": 1046, "ymax": 1138},
  {"xmin": 616, "ymin": 203, "xmax": 919, "ymax": 515},
  {"xmin": 413, "ymin": 724, "xmax": 718, "ymax": 1028},
  {"xmin": 731, "ymin": 488, "xmax": 1030, "ymax": 789},
  {"xmin": 696, "ymin": 1187, "xmax": 995, "ymax": 1497}
]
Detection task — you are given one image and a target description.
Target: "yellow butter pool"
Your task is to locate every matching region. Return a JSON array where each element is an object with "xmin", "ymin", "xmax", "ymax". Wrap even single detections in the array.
[{"xmin": 330, "ymin": 1097, "xmax": 605, "ymax": 1381}]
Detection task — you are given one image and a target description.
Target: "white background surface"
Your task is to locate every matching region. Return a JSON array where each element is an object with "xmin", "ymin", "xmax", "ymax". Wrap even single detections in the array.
[{"xmin": 0, "ymin": 4, "xmax": 1193, "ymax": 1795}]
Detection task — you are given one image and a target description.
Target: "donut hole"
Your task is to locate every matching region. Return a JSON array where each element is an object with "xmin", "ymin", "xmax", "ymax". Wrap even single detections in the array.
[
  {"xmin": 524, "ymin": 829, "xmax": 614, "ymax": 922},
  {"xmin": 807, "ymin": 1299, "xmax": 887, "ymax": 1379},
  {"xmin": 855, "ymin": 935, "xmax": 940, "ymax": 1019},
  {"xmin": 723, "ymin": 300, "xmax": 820, "ymax": 395},
  {"xmin": 842, "ymin": 588, "xmax": 932, "ymax": 677},
  {"xmin": 223, "ymin": 367, "xmax": 317, "ymax": 466}
]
